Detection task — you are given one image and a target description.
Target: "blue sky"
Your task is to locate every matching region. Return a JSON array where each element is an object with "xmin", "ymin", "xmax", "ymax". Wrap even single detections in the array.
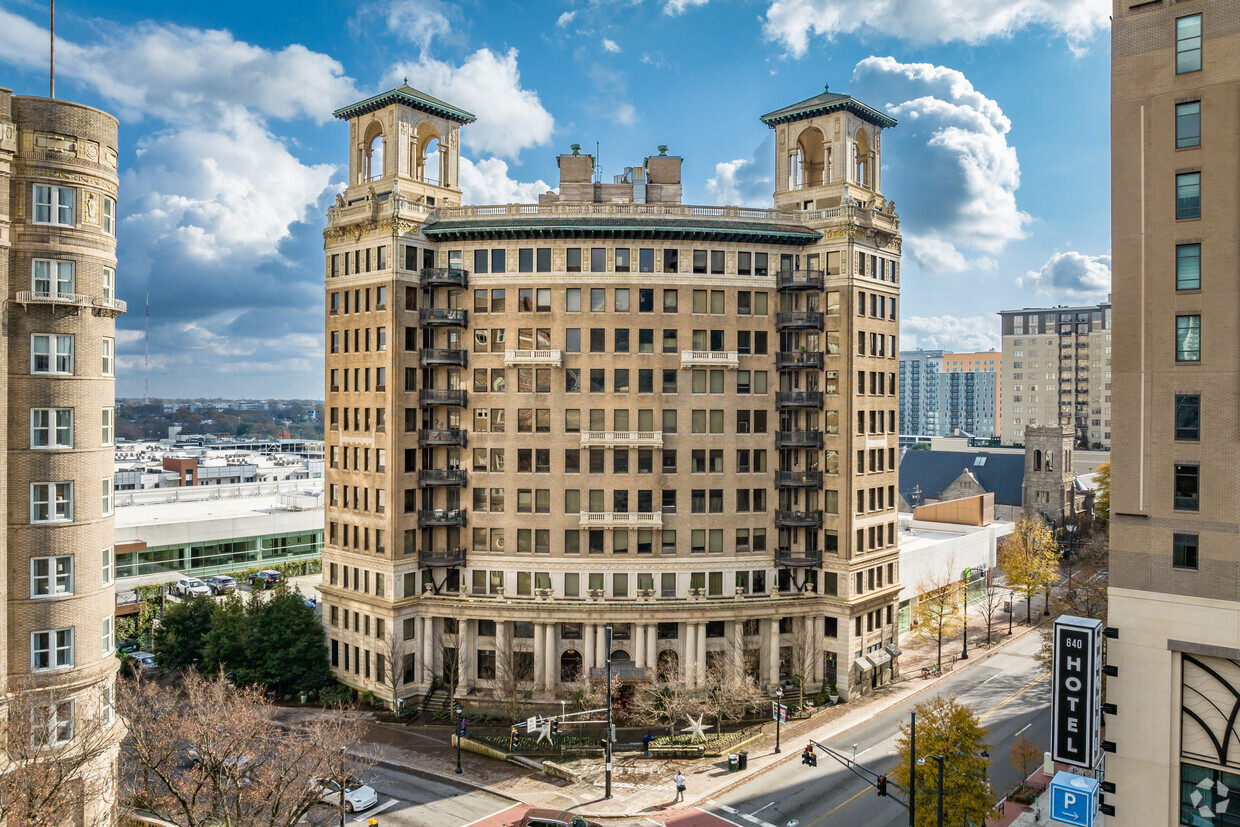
[{"xmin": 0, "ymin": 0, "xmax": 1112, "ymax": 398}]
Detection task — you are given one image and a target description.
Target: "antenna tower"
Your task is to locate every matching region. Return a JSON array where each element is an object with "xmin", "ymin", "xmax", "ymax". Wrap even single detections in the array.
[{"xmin": 144, "ymin": 292, "xmax": 150, "ymax": 402}]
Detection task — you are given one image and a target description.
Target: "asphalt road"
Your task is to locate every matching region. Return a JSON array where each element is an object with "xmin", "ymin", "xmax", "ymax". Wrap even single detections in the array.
[
  {"xmin": 301, "ymin": 763, "xmax": 519, "ymax": 826},
  {"xmin": 692, "ymin": 631, "xmax": 1051, "ymax": 827}
]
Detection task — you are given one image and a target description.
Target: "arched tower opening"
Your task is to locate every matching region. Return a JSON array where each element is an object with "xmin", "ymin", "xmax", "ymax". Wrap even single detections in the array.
[{"xmin": 362, "ymin": 120, "xmax": 385, "ymax": 184}]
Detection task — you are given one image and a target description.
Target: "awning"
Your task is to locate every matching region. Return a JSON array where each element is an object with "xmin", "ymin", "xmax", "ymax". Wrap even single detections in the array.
[
  {"xmin": 868, "ymin": 649, "xmax": 892, "ymax": 668},
  {"xmin": 853, "ymin": 657, "xmax": 873, "ymax": 673},
  {"xmin": 885, "ymin": 645, "xmax": 903, "ymax": 658}
]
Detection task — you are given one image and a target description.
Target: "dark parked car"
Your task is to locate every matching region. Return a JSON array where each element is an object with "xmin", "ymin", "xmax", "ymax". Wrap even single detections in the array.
[
  {"xmin": 248, "ymin": 570, "xmax": 284, "ymax": 589},
  {"xmin": 203, "ymin": 575, "xmax": 236, "ymax": 595},
  {"xmin": 520, "ymin": 810, "xmax": 600, "ymax": 827}
]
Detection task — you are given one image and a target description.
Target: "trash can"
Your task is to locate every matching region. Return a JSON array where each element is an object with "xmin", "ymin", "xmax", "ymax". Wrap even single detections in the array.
[
  {"xmin": 728, "ymin": 753, "xmax": 739, "ymax": 772},
  {"xmin": 738, "ymin": 750, "xmax": 749, "ymax": 770}
]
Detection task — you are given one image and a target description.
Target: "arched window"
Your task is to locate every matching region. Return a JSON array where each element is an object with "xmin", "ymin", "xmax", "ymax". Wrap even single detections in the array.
[
  {"xmin": 363, "ymin": 122, "xmax": 384, "ymax": 183},
  {"xmin": 414, "ymin": 121, "xmax": 443, "ymax": 185},
  {"xmin": 854, "ymin": 129, "xmax": 873, "ymax": 189},
  {"xmin": 1034, "ymin": 449, "xmax": 1042, "ymax": 471},
  {"xmin": 796, "ymin": 127, "xmax": 826, "ymax": 188}
]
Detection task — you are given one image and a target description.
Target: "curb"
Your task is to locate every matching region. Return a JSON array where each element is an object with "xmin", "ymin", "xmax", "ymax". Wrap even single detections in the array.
[{"xmin": 358, "ymin": 751, "xmax": 527, "ymax": 805}]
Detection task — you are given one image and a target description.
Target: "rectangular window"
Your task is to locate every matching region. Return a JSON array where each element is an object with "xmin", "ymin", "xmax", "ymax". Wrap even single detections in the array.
[
  {"xmin": 1174, "ymin": 463, "xmax": 1199, "ymax": 511},
  {"xmin": 566, "ymin": 248, "xmax": 582, "ymax": 273},
  {"xmin": 31, "ymin": 556, "xmax": 73, "ymax": 598},
  {"xmin": 1176, "ymin": 315, "xmax": 1201, "ymax": 362},
  {"xmin": 31, "ymin": 408, "xmax": 73, "ymax": 449},
  {"xmin": 101, "ymin": 478, "xmax": 113, "ymax": 516},
  {"xmin": 31, "ymin": 334, "xmax": 74, "ymax": 375},
  {"xmin": 1176, "ymin": 243, "xmax": 1201, "ymax": 290},
  {"xmin": 101, "ymin": 547, "xmax": 114, "ymax": 586},
  {"xmin": 1173, "ymin": 533, "xmax": 1199, "ymax": 570},
  {"xmin": 1176, "ymin": 101, "xmax": 1201, "ymax": 149},
  {"xmin": 32, "ymin": 185, "xmax": 75, "ymax": 226},
  {"xmin": 102, "ymin": 197, "xmax": 116, "ymax": 236},
  {"xmin": 102, "ymin": 616, "xmax": 114, "ymax": 656},
  {"xmin": 102, "ymin": 338, "xmax": 115, "ymax": 376},
  {"xmin": 102, "ymin": 267, "xmax": 116, "ymax": 303},
  {"xmin": 590, "ymin": 248, "xmax": 607, "ymax": 273},
  {"xmin": 1175, "ymin": 394, "xmax": 1200, "ymax": 441},
  {"xmin": 1176, "ymin": 172, "xmax": 1201, "ymax": 219},
  {"xmin": 31, "ymin": 259, "xmax": 75, "ymax": 297},
  {"xmin": 31, "ymin": 629, "xmax": 73, "ymax": 671},
  {"xmin": 1176, "ymin": 14, "xmax": 1202, "ymax": 74},
  {"xmin": 31, "ymin": 482, "xmax": 73, "ymax": 522}
]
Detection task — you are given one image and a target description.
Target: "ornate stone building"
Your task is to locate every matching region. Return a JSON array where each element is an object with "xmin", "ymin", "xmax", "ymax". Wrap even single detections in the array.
[
  {"xmin": 0, "ymin": 88, "xmax": 125, "ymax": 824},
  {"xmin": 320, "ymin": 83, "xmax": 903, "ymax": 706}
]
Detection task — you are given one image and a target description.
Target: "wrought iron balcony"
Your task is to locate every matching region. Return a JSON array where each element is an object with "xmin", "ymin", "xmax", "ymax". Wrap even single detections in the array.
[
  {"xmin": 775, "ymin": 548, "xmax": 823, "ymax": 568},
  {"xmin": 420, "ymin": 348, "xmax": 467, "ymax": 367},
  {"xmin": 579, "ymin": 431, "xmax": 664, "ymax": 448},
  {"xmin": 776, "ymin": 430, "xmax": 823, "ymax": 449},
  {"xmin": 419, "ymin": 267, "xmax": 469, "ymax": 288},
  {"xmin": 419, "ymin": 548, "xmax": 467, "ymax": 568},
  {"xmin": 776, "ymin": 391, "xmax": 824, "ymax": 409},
  {"xmin": 419, "ymin": 469, "xmax": 466, "ymax": 486},
  {"xmin": 776, "ymin": 269, "xmax": 825, "ymax": 291},
  {"xmin": 680, "ymin": 350, "xmax": 740, "ymax": 369},
  {"xmin": 419, "ymin": 307, "xmax": 468, "ymax": 326},
  {"xmin": 503, "ymin": 349, "xmax": 563, "ymax": 367},
  {"xmin": 578, "ymin": 511, "xmax": 663, "ymax": 528},
  {"xmin": 776, "ymin": 351, "xmax": 824, "ymax": 370},
  {"xmin": 418, "ymin": 428, "xmax": 467, "ymax": 447},
  {"xmin": 418, "ymin": 389, "xmax": 466, "ymax": 407},
  {"xmin": 775, "ymin": 470, "xmax": 823, "ymax": 488},
  {"xmin": 776, "ymin": 510, "xmax": 824, "ymax": 528},
  {"xmin": 418, "ymin": 508, "xmax": 466, "ymax": 527},
  {"xmin": 775, "ymin": 311, "xmax": 824, "ymax": 331}
]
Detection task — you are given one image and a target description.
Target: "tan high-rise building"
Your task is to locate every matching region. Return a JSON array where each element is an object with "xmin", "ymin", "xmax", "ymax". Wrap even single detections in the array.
[
  {"xmin": 997, "ymin": 300, "xmax": 1113, "ymax": 449},
  {"xmin": 0, "ymin": 88, "xmax": 124, "ymax": 824},
  {"xmin": 320, "ymin": 83, "xmax": 903, "ymax": 705},
  {"xmin": 1108, "ymin": 2, "xmax": 1240, "ymax": 821}
]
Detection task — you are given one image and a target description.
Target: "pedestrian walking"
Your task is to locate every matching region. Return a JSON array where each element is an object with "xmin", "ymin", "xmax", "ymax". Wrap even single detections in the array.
[{"xmin": 673, "ymin": 769, "xmax": 686, "ymax": 802}]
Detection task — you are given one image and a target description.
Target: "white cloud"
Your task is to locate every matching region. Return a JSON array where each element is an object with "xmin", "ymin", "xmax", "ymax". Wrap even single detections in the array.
[
  {"xmin": 392, "ymin": 49, "xmax": 555, "ymax": 158},
  {"xmin": 1017, "ymin": 251, "xmax": 1111, "ymax": 301},
  {"xmin": 375, "ymin": 0, "xmax": 456, "ymax": 53},
  {"xmin": 602, "ymin": 38, "xmax": 621, "ymax": 53},
  {"xmin": 763, "ymin": 0, "xmax": 1109, "ymax": 58},
  {"xmin": 902, "ymin": 315, "xmax": 1001, "ymax": 353},
  {"xmin": 458, "ymin": 157, "xmax": 554, "ymax": 205},
  {"xmin": 904, "ymin": 235, "xmax": 996, "ymax": 275},
  {"xmin": 612, "ymin": 103, "xmax": 637, "ymax": 126},
  {"xmin": 664, "ymin": 0, "xmax": 710, "ymax": 14},
  {"xmin": 850, "ymin": 57, "xmax": 1030, "ymax": 271},
  {"xmin": 703, "ymin": 135, "xmax": 773, "ymax": 207},
  {"xmin": 557, "ymin": 10, "xmax": 578, "ymax": 26}
]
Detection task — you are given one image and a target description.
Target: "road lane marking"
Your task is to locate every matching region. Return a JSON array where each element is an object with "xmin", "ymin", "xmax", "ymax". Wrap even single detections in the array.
[
  {"xmin": 982, "ymin": 673, "xmax": 1001, "ymax": 684},
  {"xmin": 708, "ymin": 802, "xmax": 777, "ymax": 827},
  {"xmin": 750, "ymin": 802, "xmax": 774, "ymax": 816},
  {"xmin": 979, "ymin": 671, "xmax": 1048, "ymax": 722},
  {"xmin": 352, "ymin": 800, "xmax": 396, "ymax": 821},
  {"xmin": 856, "ymin": 747, "xmax": 872, "ymax": 758},
  {"xmin": 1014, "ymin": 723, "xmax": 1032, "ymax": 738},
  {"xmin": 807, "ymin": 784, "xmax": 873, "ymax": 826},
  {"xmin": 460, "ymin": 803, "xmax": 526, "ymax": 827}
]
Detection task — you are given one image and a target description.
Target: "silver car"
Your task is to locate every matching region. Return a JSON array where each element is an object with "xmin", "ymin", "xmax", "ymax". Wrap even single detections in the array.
[{"xmin": 173, "ymin": 577, "xmax": 211, "ymax": 598}]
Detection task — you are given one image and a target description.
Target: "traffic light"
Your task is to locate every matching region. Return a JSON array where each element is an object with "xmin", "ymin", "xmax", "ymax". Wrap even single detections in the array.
[
  {"xmin": 509, "ymin": 726, "xmax": 519, "ymax": 752},
  {"xmin": 550, "ymin": 719, "xmax": 559, "ymax": 739},
  {"xmin": 876, "ymin": 775, "xmax": 888, "ymax": 797}
]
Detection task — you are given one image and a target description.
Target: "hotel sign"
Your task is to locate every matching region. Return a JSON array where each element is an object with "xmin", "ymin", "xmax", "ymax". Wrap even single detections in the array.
[{"xmin": 1052, "ymin": 616, "xmax": 1103, "ymax": 768}]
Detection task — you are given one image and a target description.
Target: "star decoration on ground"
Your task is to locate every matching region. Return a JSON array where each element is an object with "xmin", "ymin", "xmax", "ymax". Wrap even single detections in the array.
[{"xmin": 680, "ymin": 714, "xmax": 712, "ymax": 742}]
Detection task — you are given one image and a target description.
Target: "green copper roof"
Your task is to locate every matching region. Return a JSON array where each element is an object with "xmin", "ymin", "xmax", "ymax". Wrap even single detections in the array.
[
  {"xmin": 423, "ymin": 215, "xmax": 821, "ymax": 245},
  {"xmin": 333, "ymin": 83, "xmax": 476, "ymax": 125},
  {"xmin": 760, "ymin": 85, "xmax": 897, "ymax": 129}
]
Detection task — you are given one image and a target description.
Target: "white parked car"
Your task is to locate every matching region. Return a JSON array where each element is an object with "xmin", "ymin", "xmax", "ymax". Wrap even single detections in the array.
[
  {"xmin": 174, "ymin": 577, "xmax": 211, "ymax": 598},
  {"xmin": 309, "ymin": 776, "xmax": 378, "ymax": 813}
]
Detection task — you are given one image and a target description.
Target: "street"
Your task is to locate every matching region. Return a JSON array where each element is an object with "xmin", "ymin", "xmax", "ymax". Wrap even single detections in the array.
[
  {"xmin": 689, "ymin": 630, "xmax": 1049, "ymax": 827},
  {"xmin": 301, "ymin": 764, "xmax": 518, "ymax": 826}
]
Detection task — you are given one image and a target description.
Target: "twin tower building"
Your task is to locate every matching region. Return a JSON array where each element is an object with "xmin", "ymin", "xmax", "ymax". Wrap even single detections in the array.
[{"xmin": 321, "ymin": 82, "xmax": 903, "ymax": 706}]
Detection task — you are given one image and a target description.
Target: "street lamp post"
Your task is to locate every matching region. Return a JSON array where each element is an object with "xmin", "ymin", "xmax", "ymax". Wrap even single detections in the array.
[
  {"xmin": 917, "ymin": 755, "xmax": 945, "ymax": 827},
  {"xmin": 774, "ymin": 687, "xmax": 783, "ymax": 754},
  {"xmin": 453, "ymin": 701, "xmax": 464, "ymax": 775},
  {"xmin": 1008, "ymin": 590, "xmax": 1015, "ymax": 635},
  {"xmin": 960, "ymin": 578, "xmax": 969, "ymax": 660}
]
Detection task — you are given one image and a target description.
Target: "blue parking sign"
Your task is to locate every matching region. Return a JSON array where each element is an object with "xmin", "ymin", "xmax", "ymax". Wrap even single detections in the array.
[{"xmin": 1049, "ymin": 771, "xmax": 1099, "ymax": 827}]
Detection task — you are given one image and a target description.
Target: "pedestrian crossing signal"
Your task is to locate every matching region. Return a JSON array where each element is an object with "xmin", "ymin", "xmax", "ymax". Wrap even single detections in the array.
[
  {"xmin": 550, "ymin": 719, "xmax": 559, "ymax": 739},
  {"xmin": 509, "ymin": 725, "xmax": 519, "ymax": 752}
]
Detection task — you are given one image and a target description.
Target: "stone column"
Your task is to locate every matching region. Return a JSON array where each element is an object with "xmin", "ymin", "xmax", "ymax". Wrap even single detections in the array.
[
  {"xmin": 729, "ymin": 620, "xmax": 744, "ymax": 671},
  {"xmin": 534, "ymin": 622, "xmax": 546, "ymax": 690},
  {"xmin": 696, "ymin": 623, "xmax": 707, "ymax": 685},
  {"xmin": 544, "ymin": 624, "xmax": 557, "ymax": 688},
  {"xmin": 647, "ymin": 625, "xmax": 658, "ymax": 674},
  {"xmin": 635, "ymin": 624, "xmax": 647, "ymax": 669},
  {"xmin": 684, "ymin": 623, "xmax": 697, "ymax": 685},
  {"xmin": 457, "ymin": 619, "xmax": 472, "ymax": 690},
  {"xmin": 583, "ymin": 624, "xmax": 595, "ymax": 677},
  {"xmin": 812, "ymin": 617, "xmax": 824, "ymax": 685},
  {"xmin": 596, "ymin": 625, "xmax": 607, "ymax": 669},
  {"xmin": 767, "ymin": 617, "xmax": 780, "ymax": 687},
  {"xmin": 496, "ymin": 620, "xmax": 510, "ymax": 676}
]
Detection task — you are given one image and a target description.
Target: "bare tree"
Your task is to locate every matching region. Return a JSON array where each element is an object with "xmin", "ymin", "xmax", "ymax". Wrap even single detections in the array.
[
  {"xmin": 702, "ymin": 644, "xmax": 766, "ymax": 739},
  {"xmin": 0, "ymin": 678, "xmax": 121, "ymax": 826},
  {"xmin": 119, "ymin": 670, "xmax": 375, "ymax": 827},
  {"xmin": 493, "ymin": 645, "xmax": 536, "ymax": 721},
  {"xmin": 978, "ymin": 584, "xmax": 1008, "ymax": 647},
  {"xmin": 377, "ymin": 631, "xmax": 406, "ymax": 713},
  {"xmin": 631, "ymin": 674, "xmax": 700, "ymax": 738},
  {"xmin": 784, "ymin": 617, "xmax": 821, "ymax": 710},
  {"xmin": 913, "ymin": 557, "xmax": 964, "ymax": 669}
]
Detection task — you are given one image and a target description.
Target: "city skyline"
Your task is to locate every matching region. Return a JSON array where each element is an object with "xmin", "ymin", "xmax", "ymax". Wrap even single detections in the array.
[{"xmin": 0, "ymin": 0, "xmax": 1112, "ymax": 397}]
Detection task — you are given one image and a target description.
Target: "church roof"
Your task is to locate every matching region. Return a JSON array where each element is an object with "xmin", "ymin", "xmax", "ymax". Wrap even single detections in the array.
[
  {"xmin": 760, "ymin": 85, "xmax": 897, "ymax": 129},
  {"xmin": 899, "ymin": 450, "xmax": 1025, "ymax": 507},
  {"xmin": 333, "ymin": 83, "xmax": 476, "ymax": 125}
]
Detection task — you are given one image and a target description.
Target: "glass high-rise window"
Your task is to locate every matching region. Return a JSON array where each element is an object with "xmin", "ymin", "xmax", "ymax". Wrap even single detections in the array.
[
  {"xmin": 1175, "ymin": 14, "xmax": 1202, "ymax": 74},
  {"xmin": 1176, "ymin": 244, "xmax": 1201, "ymax": 290},
  {"xmin": 1175, "ymin": 101, "xmax": 1200, "ymax": 148},
  {"xmin": 1176, "ymin": 315, "xmax": 1201, "ymax": 362},
  {"xmin": 1176, "ymin": 172, "xmax": 1201, "ymax": 219}
]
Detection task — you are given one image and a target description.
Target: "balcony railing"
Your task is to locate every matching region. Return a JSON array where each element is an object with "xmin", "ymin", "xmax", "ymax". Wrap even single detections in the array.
[
  {"xmin": 16, "ymin": 291, "xmax": 88, "ymax": 308},
  {"xmin": 680, "ymin": 350, "xmax": 740, "ymax": 369},
  {"xmin": 775, "ymin": 548, "xmax": 824, "ymax": 568},
  {"xmin": 418, "ymin": 389, "xmax": 466, "ymax": 407},
  {"xmin": 776, "ymin": 430, "xmax": 824, "ymax": 449},
  {"xmin": 94, "ymin": 296, "xmax": 128, "ymax": 314},
  {"xmin": 418, "ymin": 508, "xmax": 466, "ymax": 527},
  {"xmin": 776, "ymin": 391, "xmax": 824, "ymax": 409},
  {"xmin": 579, "ymin": 431, "xmax": 664, "ymax": 448},
  {"xmin": 504, "ymin": 349, "xmax": 563, "ymax": 367},
  {"xmin": 776, "ymin": 270, "xmax": 825, "ymax": 291},
  {"xmin": 775, "ymin": 470, "xmax": 823, "ymax": 488},
  {"xmin": 419, "ymin": 548, "xmax": 467, "ymax": 568},
  {"xmin": 419, "ymin": 469, "xmax": 466, "ymax": 486},
  {"xmin": 419, "ymin": 267, "xmax": 469, "ymax": 288},
  {"xmin": 578, "ymin": 511, "xmax": 663, "ymax": 528},
  {"xmin": 776, "ymin": 510, "xmax": 824, "ymax": 528},
  {"xmin": 420, "ymin": 348, "xmax": 468, "ymax": 367},
  {"xmin": 419, "ymin": 307, "xmax": 468, "ymax": 326},
  {"xmin": 776, "ymin": 311, "xmax": 825, "ymax": 331},
  {"xmin": 776, "ymin": 351, "xmax": 824, "ymax": 370},
  {"xmin": 418, "ymin": 428, "xmax": 467, "ymax": 447}
]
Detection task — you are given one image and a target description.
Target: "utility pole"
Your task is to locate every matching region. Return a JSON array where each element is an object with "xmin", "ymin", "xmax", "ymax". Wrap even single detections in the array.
[{"xmin": 605, "ymin": 624, "xmax": 613, "ymax": 799}]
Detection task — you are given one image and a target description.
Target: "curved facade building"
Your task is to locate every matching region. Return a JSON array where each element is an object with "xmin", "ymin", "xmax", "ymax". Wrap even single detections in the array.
[
  {"xmin": 1, "ymin": 89, "xmax": 124, "ymax": 823},
  {"xmin": 321, "ymin": 84, "xmax": 903, "ymax": 706}
]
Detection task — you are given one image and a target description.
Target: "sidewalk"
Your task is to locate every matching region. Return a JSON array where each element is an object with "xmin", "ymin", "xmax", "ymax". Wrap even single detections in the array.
[{"xmin": 333, "ymin": 607, "xmax": 1050, "ymax": 821}]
